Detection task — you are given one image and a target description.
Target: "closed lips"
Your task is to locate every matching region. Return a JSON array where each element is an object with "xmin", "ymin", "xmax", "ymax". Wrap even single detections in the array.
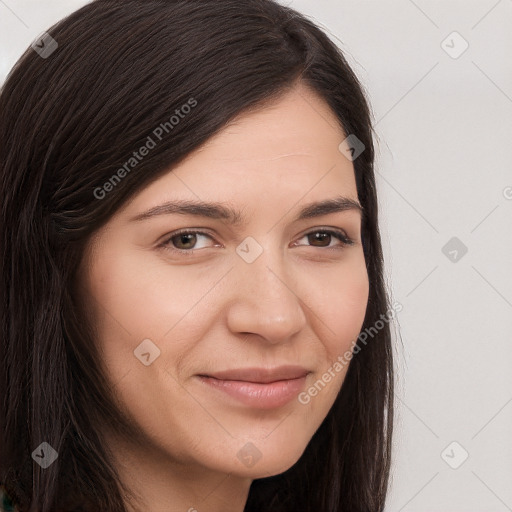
[{"xmin": 199, "ymin": 365, "xmax": 310, "ymax": 383}]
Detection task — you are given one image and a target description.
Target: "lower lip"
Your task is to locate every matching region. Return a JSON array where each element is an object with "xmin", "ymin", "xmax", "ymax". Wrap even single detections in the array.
[{"xmin": 198, "ymin": 375, "xmax": 308, "ymax": 409}]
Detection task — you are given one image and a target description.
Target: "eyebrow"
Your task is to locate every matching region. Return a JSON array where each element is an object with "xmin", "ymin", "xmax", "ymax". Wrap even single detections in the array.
[{"xmin": 129, "ymin": 195, "xmax": 364, "ymax": 225}]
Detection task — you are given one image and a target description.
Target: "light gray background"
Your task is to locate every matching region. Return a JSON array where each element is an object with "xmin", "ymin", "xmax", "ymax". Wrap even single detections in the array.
[{"xmin": 1, "ymin": 1, "xmax": 511, "ymax": 510}]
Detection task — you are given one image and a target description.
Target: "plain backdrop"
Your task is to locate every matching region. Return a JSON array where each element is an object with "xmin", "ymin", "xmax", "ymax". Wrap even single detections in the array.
[{"xmin": 1, "ymin": 1, "xmax": 511, "ymax": 511}]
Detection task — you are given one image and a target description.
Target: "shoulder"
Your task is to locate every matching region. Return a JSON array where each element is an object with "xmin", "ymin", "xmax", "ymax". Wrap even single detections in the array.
[{"xmin": 0, "ymin": 485, "xmax": 18, "ymax": 512}]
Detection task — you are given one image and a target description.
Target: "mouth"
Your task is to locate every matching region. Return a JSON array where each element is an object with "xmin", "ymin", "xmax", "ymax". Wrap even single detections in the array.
[{"xmin": 196, "ymin": 365, "xmax": 311, "ymax": 410}]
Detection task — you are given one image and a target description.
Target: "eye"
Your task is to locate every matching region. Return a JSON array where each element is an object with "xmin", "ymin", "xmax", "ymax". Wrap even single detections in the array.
[
  {"xmin": 293, "ymin": 228, "xmax": 355, "ymax": 250},
  {"xmin": 160, "ymin": 229, "xmax": 217, "ymax": 255},
  {"xmin": 159, "ymin": 227, "xmax": 355, "ymax": 257}
]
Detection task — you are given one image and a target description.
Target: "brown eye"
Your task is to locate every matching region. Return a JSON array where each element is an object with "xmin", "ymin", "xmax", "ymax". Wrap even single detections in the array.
[
  {"xmin": 298, "ymin": 229, "xmax": 353, "ymax": 249},
  {"xmin": 161, "ymin": 230, "xmax": 216, "ymax": 255},
  {"xmin": 307, "ymin": 231, "xmax": 332, "ymax": 247},
  {"xmin": 172, "ymin": 232, "xmax": 198, "ymax": 250}
]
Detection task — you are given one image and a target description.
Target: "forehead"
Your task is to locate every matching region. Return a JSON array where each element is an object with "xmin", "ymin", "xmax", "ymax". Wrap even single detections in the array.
[
  {"xmin": 117, "ymin": 83, "xmax": 359, "ymax": 222},
  {"xmin": 191, "ymin": 83, "xmax": 346, "ymax": 162}
]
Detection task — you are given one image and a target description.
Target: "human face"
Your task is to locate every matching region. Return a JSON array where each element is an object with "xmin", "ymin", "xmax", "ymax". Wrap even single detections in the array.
[{"xmin": 80, "ymin": 82, "xmax": 369, "ymax": 479}]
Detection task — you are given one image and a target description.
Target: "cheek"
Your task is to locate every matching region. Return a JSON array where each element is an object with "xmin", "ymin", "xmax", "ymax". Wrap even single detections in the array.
[
  {"xmin": 86, "ymin": 246, "xmax": 214, "ymax": 338},
  {"xmin": 82, "ymin": 246, "xmax": 224, "ymax": 385},
  {"xmin": 298, "ymin": 257, "xmax": 368, "ymax": 415},
  {"xmin": 311, "ymin": 255, "xmax": 369, "ymax": 360},
  {"xmin": 81, "ymin": 248, "xmax": 210, "ymax": 432}
]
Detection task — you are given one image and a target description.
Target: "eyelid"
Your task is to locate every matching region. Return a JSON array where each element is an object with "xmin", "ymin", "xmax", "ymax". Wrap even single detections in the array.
[
  {"xmin": 159, "ymin": 228, "xmax": 219, "ymax": 255},
  {"xmin": 293, "ymin": 227, "xmax": 354, "ymax": 248},
  {"xmin": 159, "ymin": 226, "xmax": 355, "ymax": 255}
]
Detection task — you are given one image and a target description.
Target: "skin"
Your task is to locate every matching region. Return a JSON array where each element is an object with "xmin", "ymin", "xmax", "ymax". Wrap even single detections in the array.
[{"xmin": 79, "ymin": 81, "xmax": 369, "ymax": 512}]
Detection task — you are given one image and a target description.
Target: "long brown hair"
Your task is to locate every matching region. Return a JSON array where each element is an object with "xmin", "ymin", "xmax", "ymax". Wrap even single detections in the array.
[{"xmin": 0, "ymin": 1, "xmax": 394, "ymax": 510}]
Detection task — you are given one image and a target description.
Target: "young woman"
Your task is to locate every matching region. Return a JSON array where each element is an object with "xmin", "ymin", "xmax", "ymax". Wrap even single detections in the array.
[{"xmin": 0, "ymin": 1, "xmax": 394, "ymax": 510}]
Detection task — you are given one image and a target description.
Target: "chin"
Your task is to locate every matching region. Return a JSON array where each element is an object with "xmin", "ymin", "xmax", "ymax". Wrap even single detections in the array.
[
  {"xmin": 212, "ymin": 436, "xmax": 309, "ymax": 479},
  {"xmin": 240, "ymin": 452, "xmax": 305, "ymax": 480}
]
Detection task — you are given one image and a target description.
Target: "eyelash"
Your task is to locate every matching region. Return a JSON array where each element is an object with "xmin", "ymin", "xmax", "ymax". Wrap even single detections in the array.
[{"xmin": 159, "ymin": 228, "xmax": 355, "ymax": 256}]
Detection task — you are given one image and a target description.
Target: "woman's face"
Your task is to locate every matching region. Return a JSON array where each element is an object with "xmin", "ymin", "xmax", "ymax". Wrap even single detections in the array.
[{"xmin": 80, "ymin": 83, "xmax": 369, "ymax": 479}]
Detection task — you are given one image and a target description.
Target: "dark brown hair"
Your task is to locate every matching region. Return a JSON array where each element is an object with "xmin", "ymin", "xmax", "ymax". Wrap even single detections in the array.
[{"xmin": 0, "ymin": 1, "xmax": 394, "ymax": 510}]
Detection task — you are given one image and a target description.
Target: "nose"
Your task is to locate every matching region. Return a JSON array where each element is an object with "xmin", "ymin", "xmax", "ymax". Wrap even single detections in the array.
[{"xmin": 225, "ymin": 251, "xmax": 307, "ymax": 344}]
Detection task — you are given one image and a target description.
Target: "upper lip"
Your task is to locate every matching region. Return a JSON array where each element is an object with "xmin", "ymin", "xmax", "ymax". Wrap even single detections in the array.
[{"xmin": 200, "ymin": 365, "xmax": 310, "ymax": 383}]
